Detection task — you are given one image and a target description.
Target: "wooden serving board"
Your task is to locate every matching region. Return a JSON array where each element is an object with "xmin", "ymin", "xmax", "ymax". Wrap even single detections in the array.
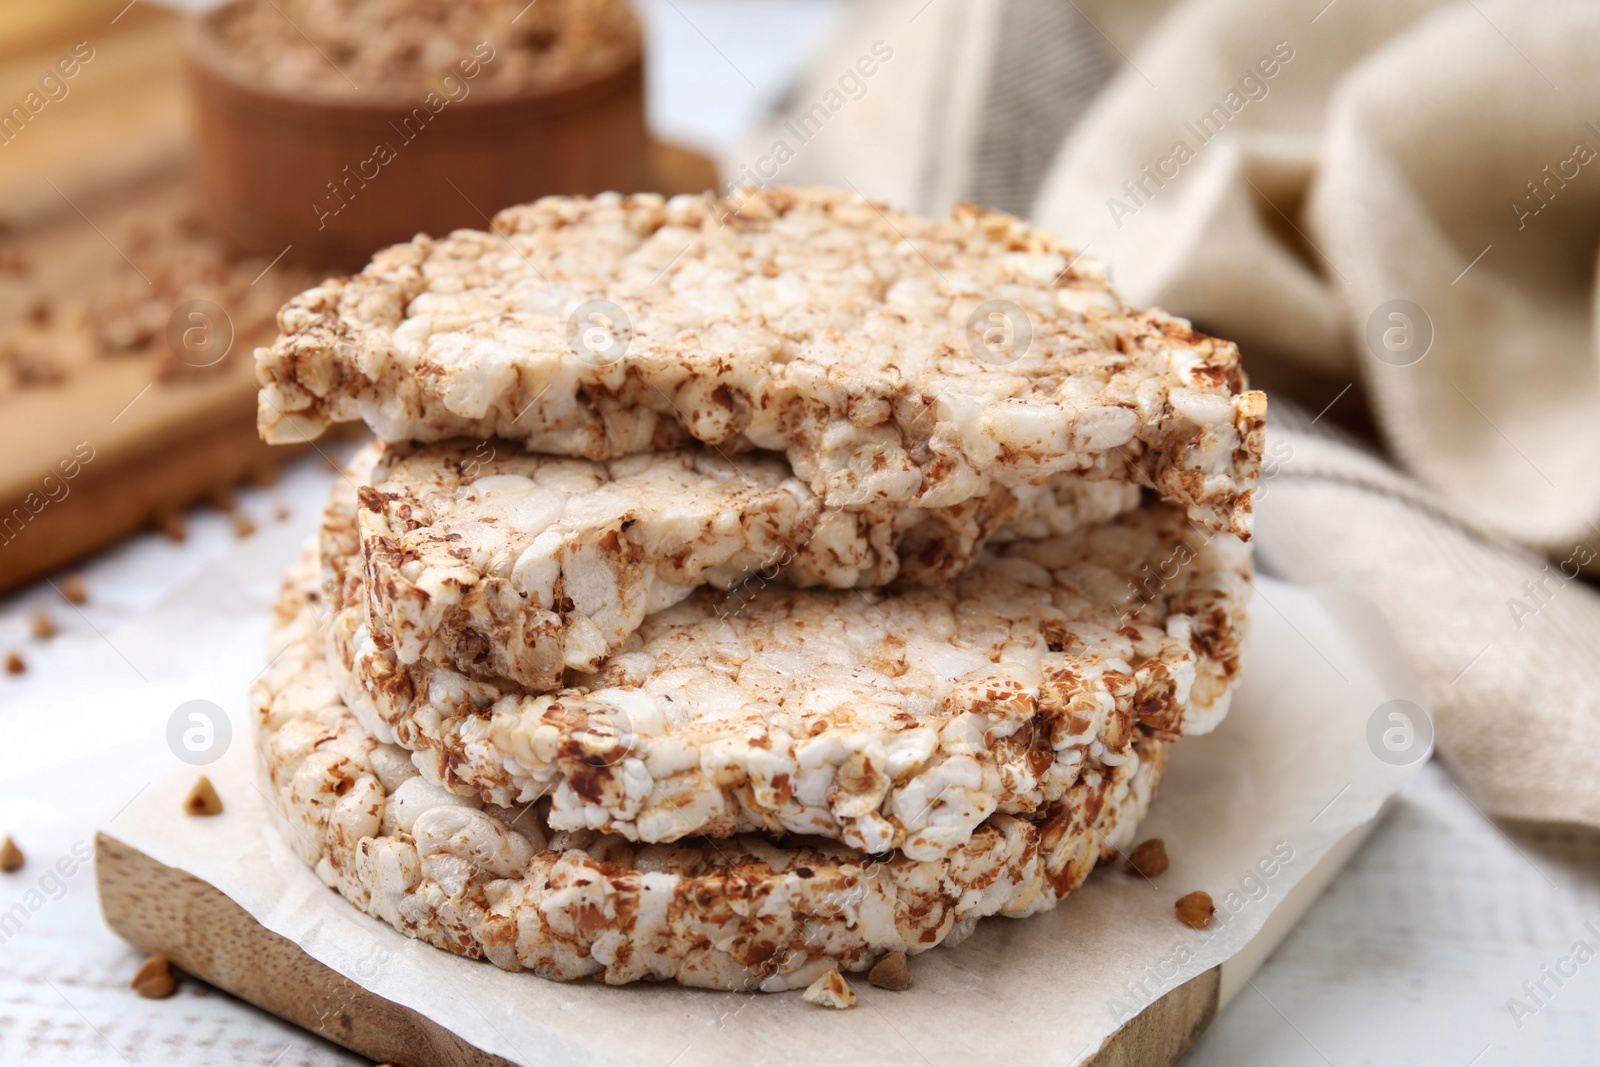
[{"xmin": 95, "ymin": 834, "xmax": 1219, "ymax": 1067}]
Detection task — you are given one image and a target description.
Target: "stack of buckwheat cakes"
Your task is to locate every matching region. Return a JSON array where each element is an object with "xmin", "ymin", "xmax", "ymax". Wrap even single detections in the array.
[{"xmin": 249, "ymin": 187, "xmax": 1266, "ymax": 998}]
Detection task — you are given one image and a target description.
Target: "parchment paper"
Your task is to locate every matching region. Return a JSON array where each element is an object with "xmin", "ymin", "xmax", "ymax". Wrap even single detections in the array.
[{"xmin": 101, "ymin": 511, "xmax": 1427, "ymax": 1067}]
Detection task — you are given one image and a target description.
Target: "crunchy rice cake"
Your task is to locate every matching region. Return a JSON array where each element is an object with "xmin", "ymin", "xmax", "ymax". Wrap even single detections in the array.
[
  {"xmin": 256, "ymin": 556, "xmax": 1169, "ymax": 990},
  {"xmin": 321, "ymin": 459, "xmax": 1248, "ymax": 861},
  {"xmin": 354, "ymin": 438, "xmax": 1140, "ymax": 689},
  {"xmin": 257, "ymin": 187, "xmax": 1267, "ymax": 538}
]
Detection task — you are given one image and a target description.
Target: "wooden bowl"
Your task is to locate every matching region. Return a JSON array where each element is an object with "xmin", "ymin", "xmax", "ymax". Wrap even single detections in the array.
[{"xmin": 184, "ymin": 3, "xmax": 648, "ymax": 268}]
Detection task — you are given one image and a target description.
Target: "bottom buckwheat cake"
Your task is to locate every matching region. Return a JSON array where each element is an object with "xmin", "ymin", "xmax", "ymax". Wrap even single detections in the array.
[{"xmin": 256, "ymin": 553, "xmax": 1169, "ymax": 991}]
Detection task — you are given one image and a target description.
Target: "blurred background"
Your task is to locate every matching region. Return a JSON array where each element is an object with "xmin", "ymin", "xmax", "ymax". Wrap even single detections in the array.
[{"xmin": 2, "ymin": 0, "xmax": 1598, "ymax": 1064}]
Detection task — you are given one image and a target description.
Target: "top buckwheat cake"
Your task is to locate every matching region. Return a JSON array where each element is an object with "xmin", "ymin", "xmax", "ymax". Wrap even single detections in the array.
[{"xmin": 256, "ymin": 187, "xmax": 1267, "ymax": 538}]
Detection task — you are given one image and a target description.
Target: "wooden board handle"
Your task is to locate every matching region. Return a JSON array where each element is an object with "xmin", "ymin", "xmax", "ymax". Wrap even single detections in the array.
[{"xmin": 95, "ymin": 833, "xmax": 514, "ymax": 1067}]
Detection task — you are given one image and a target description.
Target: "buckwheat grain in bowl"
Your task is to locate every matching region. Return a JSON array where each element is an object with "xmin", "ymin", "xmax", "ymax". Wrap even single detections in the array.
[{"xmin": 206, "ymin": 0, "xmax": 640, "ymax": 99}]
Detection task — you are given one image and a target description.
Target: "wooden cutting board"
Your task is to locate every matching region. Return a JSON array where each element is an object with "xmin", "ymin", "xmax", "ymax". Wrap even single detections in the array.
[{"xmin": 95, "ymin": 834, "xmax": 1220, "ymax": 1067}]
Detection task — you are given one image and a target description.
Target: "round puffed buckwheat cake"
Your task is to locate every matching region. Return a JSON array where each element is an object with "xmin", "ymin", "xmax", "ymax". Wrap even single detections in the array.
[
  {"xmin": 257, "ymin": 554, "xmax": 1169, "ymax": 990},
  {"xmin": 355, "ymin": 438, "xmax": 1140, "ymax": 690},
  {"xmin": 320, "ymin": 449, "xmax": 1249, "ymax": 861},
  {"xmin": 256, "ymin": 187, "xmax": 1267, "ymax": 539}
]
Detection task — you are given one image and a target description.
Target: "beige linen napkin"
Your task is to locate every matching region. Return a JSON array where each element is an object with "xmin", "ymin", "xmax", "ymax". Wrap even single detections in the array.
[
  {"xmin": 1261, "ymin": 406, "xmax": 1600, "ymax": 829},
  {"xmin": 731, "ymin": 0, "xmax": 1600, "ymax": 828},
  {"xmin": 1036, "ymin": 0, "xmax": 1600, "ymax": 560}
]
